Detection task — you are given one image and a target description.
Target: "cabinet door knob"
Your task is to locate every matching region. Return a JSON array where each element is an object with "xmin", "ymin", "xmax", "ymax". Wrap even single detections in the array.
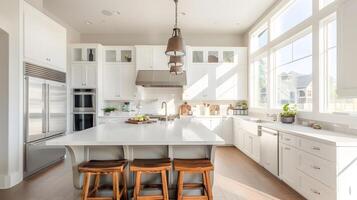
[
  {"xmin": 310, "ymin": 189, "xmax": 321, "ymax": 195},
  {"xmin": 312, "ymin": 146, "xmax": 320, "ymax": 151},
  {"xmin": 312, "ymin": 165, "xmax": 321, "ymax": 170}
]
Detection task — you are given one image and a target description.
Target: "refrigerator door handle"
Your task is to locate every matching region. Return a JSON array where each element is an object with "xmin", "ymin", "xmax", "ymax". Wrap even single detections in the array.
[
  {"xmin": 42, "ymin": 83, "xmax": 47, "ymax": 134},
  {"xmin": 46, "ymin": 84, "xmax": 50, "ymax": 134},
  {"xmin": 23, "ymin": 76, "xmax": 29, "ymax": 172}
]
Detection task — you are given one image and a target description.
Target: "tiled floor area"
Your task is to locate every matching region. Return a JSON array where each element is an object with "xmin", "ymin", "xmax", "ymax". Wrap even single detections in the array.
[{"xmin": 0, "ymin": 147, "xmax": 305, "ymax": 200}]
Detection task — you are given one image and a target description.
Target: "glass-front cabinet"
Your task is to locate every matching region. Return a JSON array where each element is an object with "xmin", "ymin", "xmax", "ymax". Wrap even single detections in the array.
[
  {"xmin": 104, "ymin": 46, "xmax": 134, "ymax": 64},
  {"xmin": 189, "ymin": 47, "xmax": 239, "ymax": 64}
]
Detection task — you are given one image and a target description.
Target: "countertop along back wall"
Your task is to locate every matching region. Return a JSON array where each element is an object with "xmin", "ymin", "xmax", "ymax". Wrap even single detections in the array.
[{"xmin": 80, "ymin": 33, "xmax": 245, "ymax": 46}]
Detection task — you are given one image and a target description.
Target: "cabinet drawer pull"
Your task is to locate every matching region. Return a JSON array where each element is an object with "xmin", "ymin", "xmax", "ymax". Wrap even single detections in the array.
[
  {"xmin": 285, "ymin": 138, "xmax": 291, "ymax": 141},
  {"xmin": 284, "ymin": 147, "xmax": 291, "ymax": 150},
  {"xmin": 312, "ymin": 146, "xmax": 321, "ymax": 151},
  {"xmin": 310, "ymin": 189, "xmax": 321, "ymax": 195},
  {"xmin": 312, "ymin": 165, "xmax": 321, "ymax": 170}
]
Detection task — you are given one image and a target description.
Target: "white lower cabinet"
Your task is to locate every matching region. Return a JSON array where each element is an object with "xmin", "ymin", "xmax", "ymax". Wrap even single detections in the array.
[
  {"xmin": 279, "ymin": 143, "xmax": 300, "ymax": 190},
  {"xmin": 299, "ymin": 170, "xmax": 335, "ymax": 200},
  {"xmin": 233, "ymin": 117, "xmax": 260, "ymax": 162},
  {"xmin": 194, "ymin": 117, "xmax": 233, "ymax": 145},
  {"xmin": 243, "ymin": 131, "xmax": 260, "ymax": 162},
  {"xmin": 234, "ymin": 124, "xmax": 357, "ymax": 200}
]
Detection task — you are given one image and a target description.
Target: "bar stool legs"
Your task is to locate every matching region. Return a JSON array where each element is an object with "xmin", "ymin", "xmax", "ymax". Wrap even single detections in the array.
[
  {"xmin": 174, "ymin": 159, "xmax": 214, "ymax": 200},
  {"xmin": 79, "ymin": 160, "xmax": 128, "ymax": 200},
  {"xmin": 133, "ymin": 171, "xmax": 142, "ymax": 199},
  {"xmin": 161, "ymin": 170, "xmax": 169, "ymax": 200},
  {"xmin": 177, "ymin": 171, "xmax": 184, "ymax": 200},
  {"xmin": 130, "ymin": 159, "xmax": 171, "ymax": 200},
  {"xmin": 81, "ymin": 173, "xmax": 91, "ymax": 200}
]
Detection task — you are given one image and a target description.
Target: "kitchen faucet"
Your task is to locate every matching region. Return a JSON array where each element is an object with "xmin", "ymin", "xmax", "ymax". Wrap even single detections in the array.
[{"xmin": 161, "ymin": 101, "xmax": 168, "ymax": 121}]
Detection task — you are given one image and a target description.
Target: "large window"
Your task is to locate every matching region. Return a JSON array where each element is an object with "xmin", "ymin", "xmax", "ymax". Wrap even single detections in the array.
[
  {"xmin": 320, "ymin": 15, "xmax": 357, "ymax": 113},
  {"xmin": 271, "ymin": 0, "xmax": 312, "ymax": 39},
  {"xmin": 251, "ymin": 56, "xmax": 268, "ymax": 107},
  {"xmin": 272, "ymin": 30, "xmax": 313, "ymax": 111}
]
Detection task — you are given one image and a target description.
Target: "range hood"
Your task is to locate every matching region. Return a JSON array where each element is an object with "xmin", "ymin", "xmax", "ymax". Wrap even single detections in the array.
[{"xmin": 135, "ymin": 70, "xmax": 187, "ymax": 87}]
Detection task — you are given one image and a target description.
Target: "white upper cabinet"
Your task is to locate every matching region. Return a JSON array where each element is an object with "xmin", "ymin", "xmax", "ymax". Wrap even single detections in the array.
[
  {"xmin": 184, "ymin": 47, "xmax": 248, "ymax": 101},
  {"xmin": 71, "ymin": 64, "xmax": 97, "ymax": 88},
  {"xmin": 337, "ymin": 0, "xmax": 357, "ymax": 97},
  {"xmin": 135, "ymin": 45, "xmax": 169, "ymax": 70},
  {"xmin": 102, "ymin": 64, "xmax": 137, "ymax": 100},
  {"xmin": 24, "ymin": 2, "xmax": 67, "ymax": 72}
]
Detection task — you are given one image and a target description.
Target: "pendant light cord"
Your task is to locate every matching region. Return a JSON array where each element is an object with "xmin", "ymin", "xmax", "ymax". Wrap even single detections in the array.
[{"xmin": 174, "ymin": 0, "xmax": 178, "ymax": 28}]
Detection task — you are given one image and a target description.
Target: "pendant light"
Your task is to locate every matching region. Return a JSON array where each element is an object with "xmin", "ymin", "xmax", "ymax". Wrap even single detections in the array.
[
  {"xmin": 166, "ymin": 0, "xmax": 186, "ymax": 56},
  {"xmin": 168, "ymin": 55, "xmax": 184, "ymax": 68}
]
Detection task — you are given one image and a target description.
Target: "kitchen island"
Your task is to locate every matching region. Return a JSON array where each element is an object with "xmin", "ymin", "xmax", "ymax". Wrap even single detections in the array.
[{"xmin": 46, "ymin": 119, "xmax": 224, "ymax": 196}]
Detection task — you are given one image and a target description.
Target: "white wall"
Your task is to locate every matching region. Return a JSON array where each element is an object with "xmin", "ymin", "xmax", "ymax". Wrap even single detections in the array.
[
  {"xmin": 0, "ymin": 0, "xmax": 23, "ymax": 189},
  {"xmin": 80, "ymin": 33, "xmax": 245, "ymax": 46}
]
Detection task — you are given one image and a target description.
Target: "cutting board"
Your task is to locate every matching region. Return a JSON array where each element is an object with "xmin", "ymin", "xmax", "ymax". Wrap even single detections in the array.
[{"xmin": 125, "ymin": 119, "xmax": 157, "ymax": 124}]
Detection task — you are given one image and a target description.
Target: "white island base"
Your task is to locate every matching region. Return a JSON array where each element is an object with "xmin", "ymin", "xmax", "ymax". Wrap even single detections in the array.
[{"xmin": 47, "ymin": 120, "xmax": 225, "ymax": 197}]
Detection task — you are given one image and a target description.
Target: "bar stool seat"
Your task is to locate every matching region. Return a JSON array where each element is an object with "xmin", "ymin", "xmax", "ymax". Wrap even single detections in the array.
[
  {"xmin": 130, "ymin": 159, "xmax": 171, "ymax": 200},
  {"xmin": 79, "ymin": 159, "xmax": 128, "ymax": 200},
  {"xmin": 174, "ymin": 159, "xmax": 214, "ymax": 200}
]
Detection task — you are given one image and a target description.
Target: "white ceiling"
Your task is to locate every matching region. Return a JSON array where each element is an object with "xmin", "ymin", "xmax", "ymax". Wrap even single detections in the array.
[{"xmin": 43, "ymin": 0, "xmax": 276, "ymax": 35}]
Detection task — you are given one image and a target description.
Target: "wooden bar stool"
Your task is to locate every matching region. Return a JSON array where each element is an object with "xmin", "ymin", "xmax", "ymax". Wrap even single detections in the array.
[
  {"xmin": 173, "ymin": 159, "xmax": 214, "ymax": 200},
  {"xmin": 78, "ymin": 159, "xmax": 128, "ymax": 200},
  {"xmin": 130, "ymin": 158, "xmax": 171, "ymax": 200}
]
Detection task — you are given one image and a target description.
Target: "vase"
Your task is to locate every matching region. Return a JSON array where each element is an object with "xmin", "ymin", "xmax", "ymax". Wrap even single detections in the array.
[{"xmin": 281, "ymin": 116, "xmax": 295, "ymax": 124}]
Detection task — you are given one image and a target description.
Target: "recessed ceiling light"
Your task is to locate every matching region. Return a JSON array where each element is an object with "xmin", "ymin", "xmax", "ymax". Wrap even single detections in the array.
[
  {"xmin": 101, "ymin": 9, "xmax": 120, "ymax": 16},
  {"xmin": 102, "ymin": 9, "xmax": 113, "ymax": 16},
  {"xmin": 85, "ymin": 21, "xmax": 93, "ymax": 25}
]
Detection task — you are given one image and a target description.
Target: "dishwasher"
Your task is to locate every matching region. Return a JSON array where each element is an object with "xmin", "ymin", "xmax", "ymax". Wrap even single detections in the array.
[{"xmin": 260, "ymin": 127, "xmax": 279, "ymax": 177}]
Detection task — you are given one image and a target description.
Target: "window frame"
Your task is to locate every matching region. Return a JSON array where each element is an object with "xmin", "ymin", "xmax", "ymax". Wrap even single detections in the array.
[
  {"xmin": 270, "ymin": 0, "xmax": 313, "ymax": 40},
  {"xmin": 250, "ymin": 23, "xmax": 269, "ymax": 54},
  {"xmin": 270, "ymin": 28, "xmax": 313, "ymax": 111},
  {"xmin": 250, "ymin": 53, "xmax": 269, "ymax": 108},
  {"xmin": 248, "ymin": 0, "xmax": 357, "ymax": 125}
]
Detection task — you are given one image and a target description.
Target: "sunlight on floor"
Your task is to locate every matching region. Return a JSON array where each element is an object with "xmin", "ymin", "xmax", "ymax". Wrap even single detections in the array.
[{"xmin": 213, "ymin": 173, "xmax": 280, "ymax": 200}]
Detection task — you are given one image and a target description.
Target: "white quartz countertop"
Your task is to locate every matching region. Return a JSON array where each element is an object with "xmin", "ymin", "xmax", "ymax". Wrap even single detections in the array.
[
  {"xmin": 259, "ymin": 122, "xmax": 357, "ymax": 147},
  {"xmin": 46, "ymin": 119, "xmax": 225, "ymax": 146}
]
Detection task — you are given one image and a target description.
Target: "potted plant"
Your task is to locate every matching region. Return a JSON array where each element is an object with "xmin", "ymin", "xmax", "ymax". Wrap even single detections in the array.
[
  {"xmin": 102, "ymin": 106, "xmax": 118, "ymax": 116},
  {"xmin": 280, "ymin": 104, "xmax": 297, "ymax": 124}
]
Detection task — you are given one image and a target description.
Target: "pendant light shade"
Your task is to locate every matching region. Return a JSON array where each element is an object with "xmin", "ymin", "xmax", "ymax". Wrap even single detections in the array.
[
  {"xmin": 166, "ymin": 0, "xmax": 186, "ymax": 57},
  {"xmin": 170, "ymin": 65, "xmax": 184, "ymax": 75},
  {"xmin": 168, "ymin": 55, "xmax": 184, "ymax": 67},
  {"xmin": 166, "ymin": 28, "xmax": 186, "ymax": 56}
]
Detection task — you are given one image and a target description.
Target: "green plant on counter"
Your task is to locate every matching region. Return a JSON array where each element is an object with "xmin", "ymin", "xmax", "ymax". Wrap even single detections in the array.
[
  {"xmin": 280, "ymin": 104, "xmax": 297, "ymax": 117},
  {"xmin": 102, "ymin": 106, "xmax": 118, "ymax": 113}
]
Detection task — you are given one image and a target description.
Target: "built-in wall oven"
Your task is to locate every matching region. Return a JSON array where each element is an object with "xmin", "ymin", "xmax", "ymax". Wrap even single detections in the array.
[
  {"xmin": 73, "ymin": 89, "xmax": 96, "ymax": 112},
  {"xmin": 72, "ymin": 88, "xmax": 96, "ymax": 131},
  {"xmin": 73, "ymin": 113, "xmax": 96, "ymax": 131}
]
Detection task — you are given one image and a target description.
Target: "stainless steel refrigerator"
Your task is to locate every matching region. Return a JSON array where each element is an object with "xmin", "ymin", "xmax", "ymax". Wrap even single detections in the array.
[{"xmin": 23, "ymin": 63, "xmax": 67, "ymax": 177}]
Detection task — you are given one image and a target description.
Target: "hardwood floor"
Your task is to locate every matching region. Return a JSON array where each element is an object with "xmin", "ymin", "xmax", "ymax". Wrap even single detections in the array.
[{"xmin": 0, "ymin": 147, "xmax": 305, "ymax": 200}]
